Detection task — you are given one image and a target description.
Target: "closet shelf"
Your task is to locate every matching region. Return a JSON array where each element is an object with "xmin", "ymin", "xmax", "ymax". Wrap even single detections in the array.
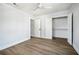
[{"xmin": 54, "ymin": 27, "xmax": 68, "ymax": 30}]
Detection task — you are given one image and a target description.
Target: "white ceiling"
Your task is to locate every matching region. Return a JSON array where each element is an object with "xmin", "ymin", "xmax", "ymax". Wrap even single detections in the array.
[{"xmin": 8, "ymin": 3, "xmax": 72, "ymax": 16}]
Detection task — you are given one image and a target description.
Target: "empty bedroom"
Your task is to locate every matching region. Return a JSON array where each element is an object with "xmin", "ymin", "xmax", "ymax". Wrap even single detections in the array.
[{"xmin": 0, "ymin": 3, "xmax": 79, "ymax": 55}]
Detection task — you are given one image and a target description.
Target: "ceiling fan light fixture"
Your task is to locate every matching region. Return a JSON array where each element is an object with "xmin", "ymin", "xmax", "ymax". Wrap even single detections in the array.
[{"xmin": 13, "ymin": 3, "xmax": 16, "ymax": 5}]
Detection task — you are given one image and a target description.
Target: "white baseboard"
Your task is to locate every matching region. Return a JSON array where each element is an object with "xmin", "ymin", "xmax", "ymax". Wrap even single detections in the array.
[
  {"xmin": 31, "ymin": 36, "xmax": 52, "ymax": 40},
  {"xmin": 73, "ymin": 44, "xmax": 79, "ymax": 54},
  {"xmin": 0, "ymin": 37, "xmax": 30, "ymax": 50}
]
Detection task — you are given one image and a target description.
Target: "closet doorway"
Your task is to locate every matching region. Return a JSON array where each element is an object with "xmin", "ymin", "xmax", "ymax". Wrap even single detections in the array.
[
  {"xmin": 52, "ymin": 16, "xmax": 68, "ymax": 39},
  {"xmin": 52, "ymin": 13, "xmax": 73, "ymax": 45}
]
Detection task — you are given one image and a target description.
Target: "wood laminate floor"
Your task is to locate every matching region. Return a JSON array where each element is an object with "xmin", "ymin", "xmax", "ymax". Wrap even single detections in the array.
[{"xmin": 0, "ymin": 37, "xmax": 78, "ymax": 55}]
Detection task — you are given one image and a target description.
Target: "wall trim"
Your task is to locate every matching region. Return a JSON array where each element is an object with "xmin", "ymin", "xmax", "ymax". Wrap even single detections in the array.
[
  {"xmin": 31, "ymin": 36, "xmax": 52, "ymax": 40},
  {"xmin": 53, "ymin": 37, "xmax": 67, "ymax": 40},
  {"xmin": 0, "ymin": 38, "xmax": 30, "ymax": 50},
  {"xmin": 31, "ymin": 36, "xmax": 67, "ymax": 40},
  {"xmin": 73, "ymin": 44, "xmax": 79, "ymax": 54}
]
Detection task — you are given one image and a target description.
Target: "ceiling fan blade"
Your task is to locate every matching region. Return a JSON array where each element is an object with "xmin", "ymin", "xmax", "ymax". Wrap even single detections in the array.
[{"xmin": 33, "ymin": 3, "xmax": 40, "ymax": 11}]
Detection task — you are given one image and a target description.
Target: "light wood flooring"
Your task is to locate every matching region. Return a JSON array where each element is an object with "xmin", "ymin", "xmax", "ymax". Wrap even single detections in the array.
[{"xmin": 0, "ymin": 37, "xmax": 78, "ymax": 55}]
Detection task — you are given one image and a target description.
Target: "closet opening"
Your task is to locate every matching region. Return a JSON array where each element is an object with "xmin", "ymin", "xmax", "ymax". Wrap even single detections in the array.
[
  {"xmin": 52, "ymin": 16, "xmax": 68, "ymax": 39},
  {"xmin": 52, "ymin": 14, "xmax": 73, "ymax": 45}
]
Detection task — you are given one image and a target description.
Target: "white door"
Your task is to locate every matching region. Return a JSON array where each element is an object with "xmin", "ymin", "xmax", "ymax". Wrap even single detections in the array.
[
  {"xmin": 34, "ymin": 19, "xmax": 41, "ymax": 37},
  {"xmin": 68, "ymin": 13, "xmax": 73, "ymax": 45},
  {"xmin": 31, "ymin": 20, "xmax": 34, "ymax": 36}
]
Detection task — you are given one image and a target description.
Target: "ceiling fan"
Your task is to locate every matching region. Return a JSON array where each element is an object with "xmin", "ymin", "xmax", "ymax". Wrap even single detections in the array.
[
  {"xmin": 33, "ymin": 3, "xmax": 53, "ymax": 11},
  {"xmin": 6, "ymin": 3, "xmax": 18, "ymax": 7},
  {"xmin": 13, "ymin": 3, "xmax": 16, "ymax": 5}
]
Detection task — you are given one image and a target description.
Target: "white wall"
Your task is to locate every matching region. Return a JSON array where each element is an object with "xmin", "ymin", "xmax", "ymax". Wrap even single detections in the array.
[
  {"xmin": 70, "ymin": 4, "xmax": 79, "ymax": 54},
  {"xmin": 0, "ymin": 4, "xmax": 30, "ymax": 50}
]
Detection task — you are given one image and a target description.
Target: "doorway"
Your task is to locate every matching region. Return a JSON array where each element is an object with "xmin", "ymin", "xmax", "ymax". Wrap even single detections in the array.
[
  {"xmin": 52, "ymin": 14, "xmax": 73, "ymax": 45},
  {"xmin": 52, "ymin": 16, "xmax": 68, "ymax": 39},
  {"xmin": 31, "ymin": 19, "xmax": 41, "ymax": 37}
]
